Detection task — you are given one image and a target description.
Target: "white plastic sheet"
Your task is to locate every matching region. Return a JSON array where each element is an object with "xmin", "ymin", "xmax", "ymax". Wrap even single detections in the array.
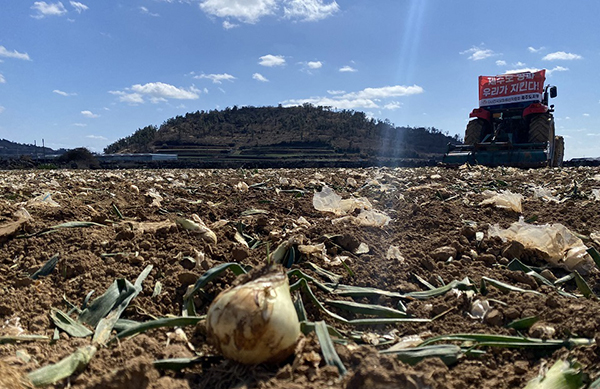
[
  {"xmin": 479, "ymin": 190, "xmax": 523, "ymax": 213},
  {"xmin": 313, "ymin": 185, "xmax": 391, "ymax": 227},
  {"xmin": 488, "ymin": 217, "xmax": 593, "ymax": 273}
]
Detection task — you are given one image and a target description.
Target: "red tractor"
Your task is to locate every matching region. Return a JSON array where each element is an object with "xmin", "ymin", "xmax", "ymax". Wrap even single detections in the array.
[{"xmin": 444, "ymin": 69, "xmax": 564, "ymax": 167}]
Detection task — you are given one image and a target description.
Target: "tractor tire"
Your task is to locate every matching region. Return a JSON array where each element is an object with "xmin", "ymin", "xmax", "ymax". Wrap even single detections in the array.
[
  {"xmin": 528, "ymin": 113, "xmax": 554, "ymax": 144},
  {"xmin": 551, "ymin": 136, "xmax": 564, "ymax": 167},
  {"xmin": 464, "ymin": 119, "xmax": 485, "ymax": 145}
]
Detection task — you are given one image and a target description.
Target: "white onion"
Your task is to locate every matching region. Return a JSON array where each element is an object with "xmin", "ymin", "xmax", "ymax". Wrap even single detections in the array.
[{"xmin": 206, "ymin": 267, "xmax": 300, "ymax": 364}]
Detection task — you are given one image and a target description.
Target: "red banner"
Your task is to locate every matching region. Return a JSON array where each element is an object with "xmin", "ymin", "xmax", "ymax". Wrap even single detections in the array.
[{"xmin": 478, "ymin": 70, "xmax": 546, "ymax": 107}]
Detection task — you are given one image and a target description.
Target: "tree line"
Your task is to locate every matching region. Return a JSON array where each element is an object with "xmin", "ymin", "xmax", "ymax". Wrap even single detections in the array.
[{"xmin": 104, "ymin": 104, "xmax": 461, "ymax": 157}]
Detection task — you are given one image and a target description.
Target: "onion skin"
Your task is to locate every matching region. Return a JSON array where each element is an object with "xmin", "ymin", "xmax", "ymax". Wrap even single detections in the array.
[{"xmin": 206, "ymin": 268, "xmax": 300, "ymax": 364}]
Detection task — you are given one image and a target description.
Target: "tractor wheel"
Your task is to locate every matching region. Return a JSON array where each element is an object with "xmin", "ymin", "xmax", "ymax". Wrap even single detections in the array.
[
  {"xmin": 528, "ymin": 113, "xmax": 554, "ymax": 144},
  {"xmin": 464, "ymin": 119, "xmax": 485, "ymax": 145},
  {"xmin": 551, "ymin": 136, "xmax": 564, "ymax": 167}
]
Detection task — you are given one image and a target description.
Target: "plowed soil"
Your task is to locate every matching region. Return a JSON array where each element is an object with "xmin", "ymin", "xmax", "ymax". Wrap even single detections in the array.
[{"xmin": 1, "ymin": 166, "xmax": 600, "ymax": 388}]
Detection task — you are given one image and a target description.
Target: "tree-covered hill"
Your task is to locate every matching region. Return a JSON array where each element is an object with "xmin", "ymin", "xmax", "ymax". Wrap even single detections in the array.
[
  {"xmin": 0, "ymin": 138, "xmax": 60, "ymax": 158},
  {"xmin": 105, "ymin": 104, "xmax": 460, "ymax": 161}
]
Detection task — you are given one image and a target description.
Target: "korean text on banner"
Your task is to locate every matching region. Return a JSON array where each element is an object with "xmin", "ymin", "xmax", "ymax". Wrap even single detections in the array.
[{"xmin": 478, "ymin": 70, "xmax": 546, "ymax": 107}]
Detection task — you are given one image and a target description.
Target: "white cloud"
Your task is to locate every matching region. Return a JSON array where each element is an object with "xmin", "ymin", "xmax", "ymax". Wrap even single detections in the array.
[
  {"xmin": 513, "ymin": 61, "xmax": 526, "ymax": 67},
  {"xmin": 259, "ymin": 54, "xmax": 286, "ymax": 67},
  {"xmin": 194, "ymin": 73, "xmax": 236, "ymax": 84},
  {"xmin": 495, "ymin": 60, "xmax": 507, "ymax": 66},
  {"xmin": 81, "ymin": 110, "xmax": 100, "ymax": 118},
  {"xmin": 110, "ymin": 82, "xmax": 200, "ymax": 104},
  {"xmin": 253, "ymin": 73, "xmax": 269, "ymax": 82},
  {"xmin": 339, "ymin": 65, "xmax": 357, "ymax": 72},
  {"xmin": 110, "ymin": 91, "xmax": 145, "ymax": 104},
  {"xmin": 283, "ymin": 84, "xmax": 423, "ymax": 110},
  {"xmin": 460, "ymin": 46, "xmax": 496, "ymax": 61},
  {"xmin": 542, "ymin": 51, "xmax": 583, "ymax": 61},
  {"xmin": 86, "ymin": 135, "xmax": 108, "ymax": 140},
  {"xmin": 528, "ymin": 46, "xmax": 544, "ymax": 53},
  {"xmin": 504, "ymin": 67, "xmax": 541, "ymax": 74},
  {"xmin": 307, "ymin": 61, "xmax": 322, "ymax": 69},
  {"xmin": 223, "ymin": 20, "xmax": 238, "ymax": 29},
  {"xmin": 547, "ymin": 66, "xmax": 569, "ymax": 75},
  {"xmin": 72, "ymin": 123, "xmax": 87, "ymax": 127},
  {"xmin": 150, "ymin": 97, "xmax": 168, "ymax": 104},
  {"xmin": 283, "ymin": 0, "xmax": 339, "ymax": 21},
  {"xmin": 342, "ymin": 85, "xmax": 423, "ymax": 100},
  {"xmin": 0, "ymin": 46, "xmax": 31, "ymax": 61},
  {"xmin": 383, "ymin": 101, "xmax": 402, "ymax": 110},
  {"xmin": 53, "ymin": 89, "xmax": 76, "ymax": 96},
  {"xmin": 506, "ymin": 66, "xmax": 570, "ymax": 76},
  {"xmin": 327, "ymin": 90, "xmax": 345, "ymax": 95},
  {"xmin": 583, "ymin": 113, "xmax": 590, "ymax": 117},
  {"xmin": 140, "ymin": 6, "xmax": 159, "ymax": 16},
  {"xmin": 198, "ymin": 0, "xmax": 338, "ymax": 23},
  {"xmin": 199, "ymin": 0, "xmax": 277, "ymax": 24},
  {"xmin": 70, "ymin": 1, "xmax": 88, "ymax": 13},
  {"xmin": 284, "ymin": 96, "xmax": 378, "ymax": 110},
  {"xmin": 0, "ymin": 106, "xmax": 5, "ymax": 114},
  {"xmin": 0, "ymin": 74, "xmax": 5, "ymax": 84},
  {"xmin": 31, "ymin": 1, "xmax": 68, "ymax": 18}
]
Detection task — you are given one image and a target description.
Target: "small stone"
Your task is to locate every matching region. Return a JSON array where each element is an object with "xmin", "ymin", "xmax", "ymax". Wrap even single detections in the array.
[
  {"xmin": 232, "ymin": 247, "xmax": 249, "ymax": 261},
  {"xmin": 501, "ymin": 240, "xmax": 525, "ymax": 260},
  {"xmin": 180, "ymin": 257, "xmax": 196, "ymax": 270},
  {"xmin": 529, "ymin": 322, "xmax": 556, "ymax": 339},
  {"xmin": 540, "ymin": 269, "xmax": 557, "ymax": 283},
  {"xmin": 139, "ymin": 240, "xmax": 152, "ymax": 251},
  {"xmin": 128, "ymin": 255, "xmax": 144, "ymax": 265},
  {"xmin": 256, "ymin": 216, "xmax": 269, "ymax": 227},
  {"xmin": 514, "ymin": 360, "xmax": 529, "ymax": 375},
  {"xmin": 431, "ymin": 246, "xmax": 457, "ymax": 262},
  {"xmin": 546, "ymin": 295, "xmax": 560, "ymax": 309},
  {"xmin": 498, "ymin": 257, "xmax": 509, "ymax": 266},
  {"xmin": 504, "ymin": 307, "xmax": 520, "ymax": 320},
  {"xmin": 483, "ymin": 309, "xmax": 504, "ymax": 326},
  {"xmin": 200, "ymin": 258, "xmax": 213, "ymax": 270},
  {"xmin": 477, "ymin": 253, "xmax": 496, "ymax": 266},
  {"xmin": 115, "ymin": 229, "xmax": 135, "ymax": 241},
  {"xmin": 510, "ymin": 272, "xmax": 538, "ymax": 289},
  {"xmin": 460, "ymin": 225, "xmax": 477, "ymax": 240},
  {"xmin": 178, "ymin": 272, "xmax": 198, "ymax": 286},
  {"xmin": 0, "ymin": 304, "xmax": 14, "ymax": 316}
]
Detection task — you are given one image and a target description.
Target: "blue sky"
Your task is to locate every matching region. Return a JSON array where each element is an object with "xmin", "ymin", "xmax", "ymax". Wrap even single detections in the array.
[{"xmin": 1, "ymin": 0, "xmax": 598, "ymax": 159}]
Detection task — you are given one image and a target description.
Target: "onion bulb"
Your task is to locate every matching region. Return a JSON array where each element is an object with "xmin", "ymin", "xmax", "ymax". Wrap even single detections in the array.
[{"xmin": 206, "ymin": 266, "xmax": 300, "ymax": 364}]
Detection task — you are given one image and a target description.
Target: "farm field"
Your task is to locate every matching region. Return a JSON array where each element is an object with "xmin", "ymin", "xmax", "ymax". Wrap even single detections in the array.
[{"xmin": 1, "ymin": 166, "xmax": 600, "ymax": 389}]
